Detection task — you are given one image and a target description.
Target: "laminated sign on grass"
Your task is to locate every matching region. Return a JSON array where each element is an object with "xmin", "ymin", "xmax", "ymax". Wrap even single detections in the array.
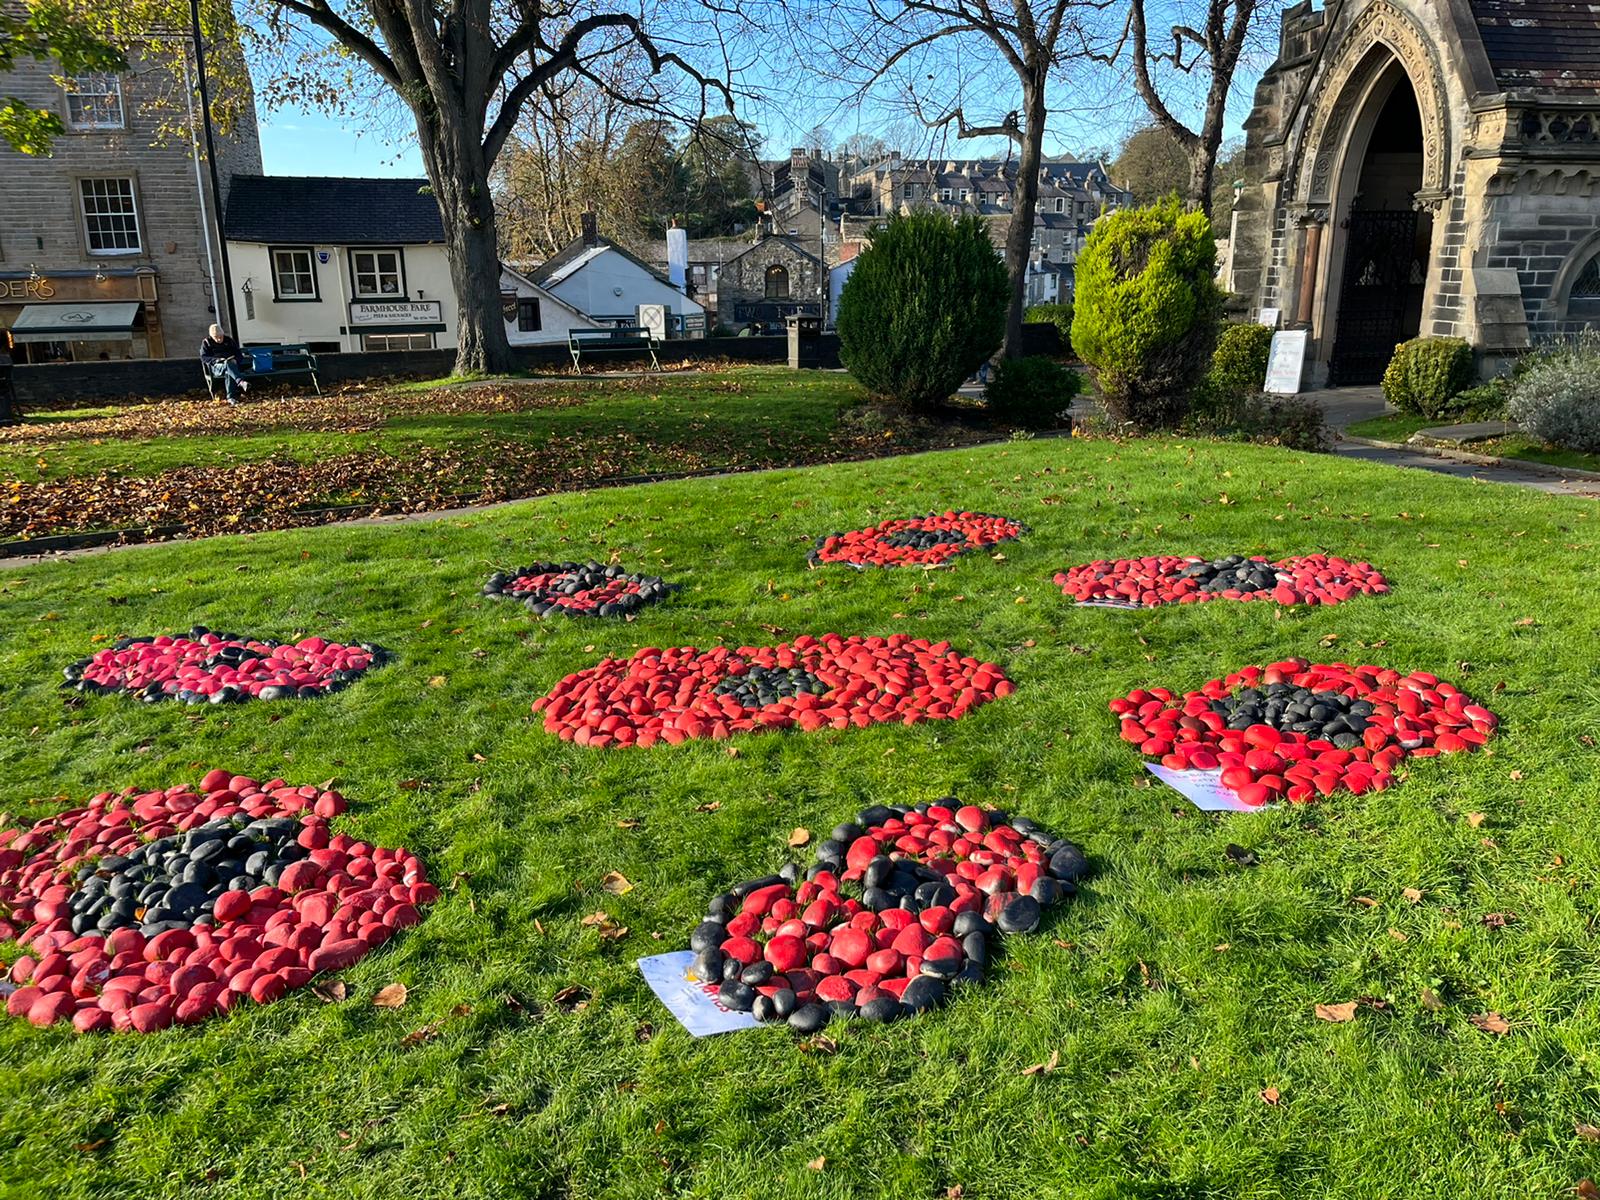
[
  {"xmin": 679, "ymin": 799, "xmax": 1090, "ymax": 1032},
  {"xmin": 808, "ymin": 511, "xmax": 1026, "ymax": 568},
  {"xmin": 0, "ymin": 771, "xmax": 436, "ymax": 1033},
  {"xmin": 533, "ymin": 634, "xmax": 1012, "ymax": 748},
  {"xmin": 482, "ymin": 561, "xmax": 674, "ymax": 618},
  {"xmin": 63, "ymin": 626, "xmax": 388, "ymax": 704},
  {"xmin": 1055, "ymin": 554, "xmax": 1389, "ymax": 608},
  {"xmin": 1111, "ymin": 659, "xmax": 1499, "ymax": 805}
]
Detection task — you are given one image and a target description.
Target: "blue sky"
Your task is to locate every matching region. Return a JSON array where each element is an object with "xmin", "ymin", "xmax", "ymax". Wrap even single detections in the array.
[
  {"xmin": 260, "ymin": 104, "xmax": 426, "ymax": 177},
  {"xmin": 257, "ymin": 58, "xmax": 1268, "ymax": 177}
]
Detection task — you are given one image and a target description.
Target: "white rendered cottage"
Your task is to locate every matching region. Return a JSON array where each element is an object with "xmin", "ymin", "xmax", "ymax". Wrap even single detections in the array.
[{"xmin": 223, "ymin": 175, "xmax": 594, "ymax": 353}]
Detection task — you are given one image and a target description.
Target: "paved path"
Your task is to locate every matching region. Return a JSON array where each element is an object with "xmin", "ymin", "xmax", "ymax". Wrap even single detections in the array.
[{"xmin": 1308, "ymin": 387, "xmax": 1600, "ymax": 498}]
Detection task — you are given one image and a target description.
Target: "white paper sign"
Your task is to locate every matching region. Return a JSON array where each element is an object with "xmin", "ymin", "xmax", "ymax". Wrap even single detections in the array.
[
  {"xmin": 1145, "ymin": 763, "xmax": 1273, "ymax": 813},
  {"xmin": 1264, "ymin": 330, "xmax": 1308, "ymax": 395},
  {"xmin": 1258, "ymin": 307, "xmax": 1281, "ymax": 329},
  {"xmin": 637, "ymin": 951, "xmax": 759, "ymax": 1036}
]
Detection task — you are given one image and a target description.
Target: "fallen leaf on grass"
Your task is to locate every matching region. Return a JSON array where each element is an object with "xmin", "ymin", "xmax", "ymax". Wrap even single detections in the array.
[
  {"xmin": 372, "ymin": 983, "xmax": 409, "ymax": 1009},
  {"xmin": 428, "ymin": 675, "xmax": 447, "ymax": 688},
  {"xmin": 601, "ymin": 871, "xmax": 634, "ymax": 895},
  {"xmin": 1021, "ymin": 1050, "xmax": 1060, "ymax": 1076},
  {"xmin": 1314, "ymin": 1001, "xmax": 1358, "ymax": 1023},
  {"xmin": 74, "ymin": 1140, "xmax": 108, "ymax": 1153},
  {"xmin": 1482, "ymin": 912, "xmax": 1516, "ymax": 929},
  {"xmin": 798, "ymin": 1034, "xmax": 838, "ymax": 1054},
  {"xmin": 616, "ymin": 818, "xmax": 640, "ymax": 829},
  {"xmin": 1576, "ymin": 1123, "xmax": 1600, "ymax": 1142},
  {"xmin": 312, "ymin": 980, "xmax": 348, "ymax": 1003},
  {"xmin": 695, "ymin": 801, "xmax": 721, "ymax": 813},
  {"xmin": 1389, "ymin": 928, "xmax": 1409, "ymax": 942},
  {"xmin": 1260, "ymin": 1087, "xmax": 1281, "ymax": 1105},
  {"xmin": 581, "ymin": 910, "xmax": 629, "ymax": 939},
  {"xmin": 1351, "ymin": 896, "xmax": 1378, "ymax": 908},
  {"xmin": 1420, "ymin": 987, "xmax": 1445, "ymax": 1011},
  {"xmin": 400, "ymin": 1003, "xmax": 473, "ymax": 1047},
  {"xmin": 1466, "ymin": 812, "xmax": 1487, "ymax": 828},
  {"xmin": 1470, "ymin": 1011, "xmax": 1510, "ymax": 1035},
  {"xmin": 1402, "ymin": 887, "xmax": 1424, "ymax": 904},
  {"xmin": 1579, "ymin": 1179, "xmax": 1599, "ymax": 1200},
  {"xmin": 398, "ymin": 779, "xmax": 423, "ymax": 791},
  {"xmin": 551, "ymin": 985, "xmax": 589, "ymax": 1012},
  {"xmin": 807, "ymin": 1156, "xmax": 826, "ymax": 1172},
  {"xmin": 1509, "ymin": 770, "xmax": 1525, "ymax": 781},
  {"xmin": 787, "ymin": 827, "xmax": 811, "ymax": 847}
]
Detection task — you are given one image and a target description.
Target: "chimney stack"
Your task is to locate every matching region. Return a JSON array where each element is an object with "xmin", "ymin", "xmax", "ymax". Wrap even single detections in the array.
[{"xmin": 580, "ymin": 211, "xmax": 599, "ymax": 247}]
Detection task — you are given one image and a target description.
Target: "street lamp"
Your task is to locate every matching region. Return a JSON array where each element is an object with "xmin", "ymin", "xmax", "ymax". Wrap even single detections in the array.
[{"xmin": 189, "ymin": 0, "xmax": 238, "ymax": 335}]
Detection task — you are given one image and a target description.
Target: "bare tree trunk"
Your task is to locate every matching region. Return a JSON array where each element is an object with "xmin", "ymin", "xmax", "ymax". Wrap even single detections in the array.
[
  {"xmin": 1000, "ymin": 70, "xmax": 1048, "ymax": 361},
  {"xmin": 419, "ymin": 123, "xmax": 520, "ymax": 376}
]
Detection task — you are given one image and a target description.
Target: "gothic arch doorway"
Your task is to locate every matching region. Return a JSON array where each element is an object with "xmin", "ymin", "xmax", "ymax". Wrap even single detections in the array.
[{"xmin": 1323, "ymin": 61, "xmax": 1434, "ymax": 384}]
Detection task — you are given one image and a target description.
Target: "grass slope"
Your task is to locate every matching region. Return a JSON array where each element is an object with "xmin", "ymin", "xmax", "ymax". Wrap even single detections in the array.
[
  {"xmin": 0, "ymin": 370, "xmax": 883, "ymax": 482},
  {"xmin": 2, "ymin": 436, "xmax": 1599, "ymax": 1200}
]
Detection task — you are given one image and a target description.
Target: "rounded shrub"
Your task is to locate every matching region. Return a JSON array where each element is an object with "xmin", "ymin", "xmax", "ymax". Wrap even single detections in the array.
[
  {"xmin": 1070, "ymin": 197, "xmax": 1224, "ymax": 431},
  {"xmin": 984, "ymin": 357, "xmax": 1083, "ymax": 428},
  {"xmin": 1506, "ymin": 339, "xmax": 1600, "ymax": 451},
  {"xmin": 1380, "ymin": 336, "xmax": 1475, "ymax": 418},
  {"xmin": 836, "ymin": 211, "xmax": 1008, "ymax": 411},
  {"xmin": 1024, "ymin": 302, "xmax": 1074, "ymax": 343},
  {"xmin": 1192, "ymin": 321, "xmax": 1275, "ymax": 421}
]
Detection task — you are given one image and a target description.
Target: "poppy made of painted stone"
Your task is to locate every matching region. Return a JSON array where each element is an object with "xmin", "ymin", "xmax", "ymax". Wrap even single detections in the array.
[
  {"xmin": 687, "ymin": 800, "xmax": 1090, "ymax": 1031},
  {"xmin": 533, "ymin": 634, "xmax": 1013, "ymax": 748},
  {"xmin": 482, "ymin": 561, "xmax": 673, "ymax": 618},
  {"xmin": 1111, "ymin": 659, "xmax": 1499, "ymax": 805},
  {"xmin": 1054, "ymin": 553, "xmax": 1389, "ymax": 608},
  {"xmin": 808, "ymin": 511, "xmax": 1027, "ymax": 568},
  {"xmin": 63, "ymin": 626, "xmax": 389, "ymax": 704},
  {"xmin": 0, "ymin": 770, "xmax": 436, "ymax": 1033}
]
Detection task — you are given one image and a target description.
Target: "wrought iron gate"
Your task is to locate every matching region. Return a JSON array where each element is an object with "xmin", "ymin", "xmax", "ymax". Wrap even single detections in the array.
[{"xmin": 1328, "ymin": 210, "xmax": 1425, "ymax": 386}]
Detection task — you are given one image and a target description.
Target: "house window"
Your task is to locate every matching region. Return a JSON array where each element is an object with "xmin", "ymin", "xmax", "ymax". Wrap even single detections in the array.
[
  {"xmin": 79, "ymin": 178, "xmax": 140, "ymax": 253},
  {"xmin": 517, "ymin": 298, "xmax": 542, "ymax": 331},
  {"xmin": 959, "ymin": 189, "xmax": 969, "ymax": 202},
  {"xmin": 65, "ymin": 74, "xmax": 124, "ymax": 129},
  {"xmin": 1055, "ymin": 198, "xmax": 1065, "ymax": 213},
  {"xmin": 362, "ymin": 332, "xmax": 434, "ymax": 351},
  {"xmin": 940, "ymin": 188, "xmax": 952, "ymax": 201},
  {"xmin": 270, "ymin": 247, "xmax": 318, "ymax": 300},
  {"xmin": 351, "ymin": 249, "xmax": 403, "ymax": 297},
  {"xmin": 765, "ymin": 265, "xmax": 790, "ymax": 299}
]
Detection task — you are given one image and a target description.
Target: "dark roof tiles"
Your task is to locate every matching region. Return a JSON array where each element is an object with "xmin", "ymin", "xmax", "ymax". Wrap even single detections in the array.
[{"xmin": 224, "ymin": 176, "xmax": 445, "ymax": 244}]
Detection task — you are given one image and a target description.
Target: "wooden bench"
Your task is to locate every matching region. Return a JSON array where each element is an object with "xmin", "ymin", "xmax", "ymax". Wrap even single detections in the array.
[
  {"xmin": 203, "ymin": 343, "xmax": 321, "ymax": 398},
  {"xmin": 568, "ymin": 327, "xmax": 661, "ymax": 372}
]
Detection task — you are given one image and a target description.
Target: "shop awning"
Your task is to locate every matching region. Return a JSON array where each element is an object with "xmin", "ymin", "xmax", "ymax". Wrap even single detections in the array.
[{"xmin": 9, "ymin": 302, "xmax": 141, "ymax": 343}]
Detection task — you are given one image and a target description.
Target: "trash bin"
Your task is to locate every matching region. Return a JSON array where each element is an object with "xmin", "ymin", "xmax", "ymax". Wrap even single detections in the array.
[
  {"xmin": 786, "ymin": 314, "xmax": 823, "ymax": 370},
  {"xmin": 0, "ymin": 352, "xmax": 16, "ymax": 426}
]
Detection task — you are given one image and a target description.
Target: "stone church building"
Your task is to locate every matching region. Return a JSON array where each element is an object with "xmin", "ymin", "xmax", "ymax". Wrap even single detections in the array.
[{"xmin": 1232, "ymin": 0, "xmax": 1600, "ymax": 385}]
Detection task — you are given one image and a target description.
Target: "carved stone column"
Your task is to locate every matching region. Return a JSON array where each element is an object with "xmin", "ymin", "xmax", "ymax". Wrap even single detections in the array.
[{"xmin": 1292, "ymin": 208, "xmax": 1329, "ymax": 328}]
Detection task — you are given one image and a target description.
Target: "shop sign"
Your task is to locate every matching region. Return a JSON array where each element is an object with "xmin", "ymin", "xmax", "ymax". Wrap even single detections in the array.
[{"xmin": 348, "ymin": 299, "xmax": 442, "ymax": 326}]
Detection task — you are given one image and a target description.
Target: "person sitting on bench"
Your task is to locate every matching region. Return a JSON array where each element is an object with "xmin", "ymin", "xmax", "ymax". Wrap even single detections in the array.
[{"xmin": 200, "ymin": 324, "xmax": 250, "ymax": 404}]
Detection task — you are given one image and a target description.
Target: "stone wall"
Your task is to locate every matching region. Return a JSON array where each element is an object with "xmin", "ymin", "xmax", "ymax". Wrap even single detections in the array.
[{"xmin": 12, "ymin": 335, "xmax": 837, "ymax": 405}]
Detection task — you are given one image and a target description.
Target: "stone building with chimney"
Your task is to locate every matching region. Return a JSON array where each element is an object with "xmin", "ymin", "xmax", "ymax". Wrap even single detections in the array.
[
  {"xmin": 1230, "ymin": 0, "xmax": 1600, "ymax": 386},
  {"xmin": 0, "ymin": 44, "xmax": 261, "ymax": 363}
]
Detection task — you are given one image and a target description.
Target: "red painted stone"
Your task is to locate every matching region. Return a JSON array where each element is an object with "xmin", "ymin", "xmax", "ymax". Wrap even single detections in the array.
[
  {"xmin": 1054, "ymin": 553, "xmax": 1389, "ymax": 609},
  {"xmin": 1111, "ymin": 659, "xmax": 1497, "ymax": 804},
  {"xmin": 808, "ymin": 512, "xmax": 1026, "ymax": 568},
  {"xmin": 534, "ymin": 635, "xmax": 1011, "ymax": 748},
  {"xmin": 0, "ymin": 772, "xmax": 434, "ymax": 1035}
]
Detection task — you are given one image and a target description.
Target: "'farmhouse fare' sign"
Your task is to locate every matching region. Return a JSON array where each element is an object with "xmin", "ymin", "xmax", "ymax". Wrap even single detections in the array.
[{"xmin": 348, "ymin": 299, "xmax": 443, "ymax": 327}]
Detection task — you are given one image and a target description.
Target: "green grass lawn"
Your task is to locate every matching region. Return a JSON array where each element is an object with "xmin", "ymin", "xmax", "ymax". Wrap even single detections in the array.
[
  {"xmin": 2, "ymin": 435, "xmax": 1599, "ymax": 1199},
  {"xmin": 1346, "ymin": 413, "xmax": 1600, "ymax": 474}
]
